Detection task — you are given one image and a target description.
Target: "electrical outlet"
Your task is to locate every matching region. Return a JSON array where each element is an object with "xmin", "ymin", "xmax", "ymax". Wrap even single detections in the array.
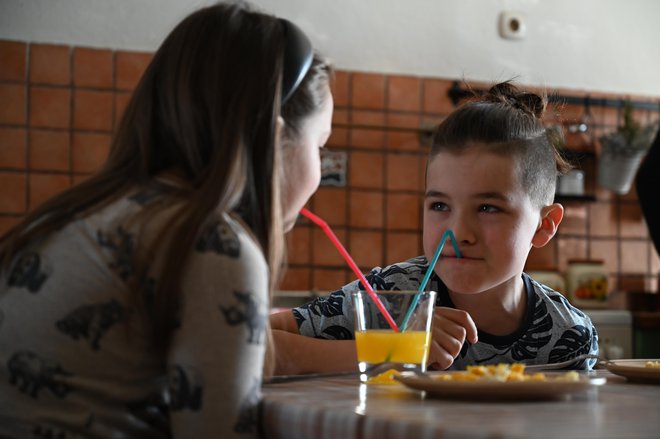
[{"xmin": 498, "ymin": 11, "xmax": 526, "ymax": 40}]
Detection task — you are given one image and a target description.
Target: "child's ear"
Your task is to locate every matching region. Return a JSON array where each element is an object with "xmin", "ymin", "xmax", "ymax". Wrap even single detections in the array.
[{"xmin": 531, "ymin": 203, "xmax": 564, "ymax": 248}]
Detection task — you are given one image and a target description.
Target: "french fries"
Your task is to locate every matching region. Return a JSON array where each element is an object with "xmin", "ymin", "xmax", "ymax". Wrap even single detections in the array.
[
  {"xmin": 368, "ymin": 363, "xmax": 582, "ymax": 385},
  {"xmin": 434, "ymin": 363, "xmax": 579, "ymax": 382}
]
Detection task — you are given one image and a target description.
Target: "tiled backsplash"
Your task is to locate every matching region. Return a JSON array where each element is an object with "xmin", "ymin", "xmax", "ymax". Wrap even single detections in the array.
[
  {"xmin": 0, "ymin": 41, "xmax": 151, "ymax": 226},
  {"xmin": 1, "ymin": 40, "xmax": 659, "ymax": 297}
]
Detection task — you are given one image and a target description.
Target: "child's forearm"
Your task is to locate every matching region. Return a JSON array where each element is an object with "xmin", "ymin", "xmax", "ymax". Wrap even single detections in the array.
[
  {"xmin": 271, "ymin": 329, "xmax": 358, "ymax": 375},
  {"xmin": 269, "ymin": 309, "xmax": 358, "ymax": 375}
]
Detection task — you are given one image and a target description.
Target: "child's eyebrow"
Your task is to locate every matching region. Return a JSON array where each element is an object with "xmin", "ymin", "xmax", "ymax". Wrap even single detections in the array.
[
  {"xmin": 424, "ymin": 190, "xmax": 446, "ymax": 198},
  {"xmin": 473, "ymin": 192, "xmax": 511, "ymax": 201},
  {"xmin": 424, "ymin": 190, "xmax": 512, "ymax": 202}
]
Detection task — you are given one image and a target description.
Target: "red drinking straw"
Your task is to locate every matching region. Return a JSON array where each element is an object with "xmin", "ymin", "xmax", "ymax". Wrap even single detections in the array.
[{"xmin": 299, "ymin": 208, "xmax": 400, "ymax": 332}]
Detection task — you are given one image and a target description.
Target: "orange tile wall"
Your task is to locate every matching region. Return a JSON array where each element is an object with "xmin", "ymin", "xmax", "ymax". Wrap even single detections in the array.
[
  {"xmin": 1, "ymin": 40, "xmax": 659, "ymax": 298},
  {"xmin": 0, "ymin": 41, "xmax": 151, "ymax": 232}
]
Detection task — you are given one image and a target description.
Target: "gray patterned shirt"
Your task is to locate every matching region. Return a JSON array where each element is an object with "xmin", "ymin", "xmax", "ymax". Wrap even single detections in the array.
[{"xmin": 0, "ymin": 186, "xmax": 268, "ymax": 438}]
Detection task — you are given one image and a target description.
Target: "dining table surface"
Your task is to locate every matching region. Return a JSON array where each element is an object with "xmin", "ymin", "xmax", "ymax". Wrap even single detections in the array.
[{"xmin": 260, "ymin": 368, "xmax": 660, "ymax": 439}]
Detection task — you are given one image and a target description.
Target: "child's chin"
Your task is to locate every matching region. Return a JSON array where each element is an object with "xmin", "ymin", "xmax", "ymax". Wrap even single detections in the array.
[
  {"xmin": 443, "ymin": 282, "xmax": 483, "ymax": 295},
  {"xmin": 441, "ymin": 276, "xmax": 488, "ymax": 295},
  {"xmin": 447, "ymin": 288, "xmax": 484, "ymax": 296}
]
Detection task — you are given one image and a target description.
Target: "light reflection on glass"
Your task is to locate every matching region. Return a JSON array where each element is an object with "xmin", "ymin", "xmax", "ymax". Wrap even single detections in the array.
[{"xmin": 354, "ymin": 383, "xmax": 368, "ymax": 415}]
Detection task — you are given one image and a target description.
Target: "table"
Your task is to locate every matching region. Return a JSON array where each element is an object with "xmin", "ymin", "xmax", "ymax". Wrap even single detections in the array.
[{"xmin": 261, "ymin": 371, "xmax": 660, "ymax": 439}]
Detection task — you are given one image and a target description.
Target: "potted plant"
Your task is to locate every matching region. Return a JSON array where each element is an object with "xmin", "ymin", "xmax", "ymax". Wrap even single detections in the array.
[{"xmin": 598, "ymin": 102, "xmax": 657, "ymax": 194}]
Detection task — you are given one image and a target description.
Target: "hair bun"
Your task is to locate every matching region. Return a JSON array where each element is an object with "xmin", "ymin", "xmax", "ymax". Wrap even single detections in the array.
[{"xmin": 485, "ymin": 81, "xmax": 546, "ymax": 118}]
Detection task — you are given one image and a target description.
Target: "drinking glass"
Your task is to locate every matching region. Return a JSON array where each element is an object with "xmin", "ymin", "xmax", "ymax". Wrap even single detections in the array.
[{"xmin": 352, "ymin": 290, "xmax": 436, "ymax": 383}]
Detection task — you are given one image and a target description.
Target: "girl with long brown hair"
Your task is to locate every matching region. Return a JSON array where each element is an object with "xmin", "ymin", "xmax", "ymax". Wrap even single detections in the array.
[{"xmin": 0, "ymin": 2, "xmax": 333, "ymax": 437}]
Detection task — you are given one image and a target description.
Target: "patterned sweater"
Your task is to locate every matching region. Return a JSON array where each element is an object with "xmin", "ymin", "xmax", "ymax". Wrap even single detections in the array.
[
  {"xmin": 0, "ymin": 187, "xmax": 268, "ymax": 438},
  {"xmin": 293, "ymin": 256, "xmax": 599, "ymax": 370}
]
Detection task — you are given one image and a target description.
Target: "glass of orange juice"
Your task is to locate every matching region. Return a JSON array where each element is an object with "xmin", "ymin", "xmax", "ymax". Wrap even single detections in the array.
[{"xmin": 352, "ymin": 290, "xmax": 436, "ymax": 382}]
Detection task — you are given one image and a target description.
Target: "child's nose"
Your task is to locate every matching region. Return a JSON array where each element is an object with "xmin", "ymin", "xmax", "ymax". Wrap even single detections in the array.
[{"xmin": 447, "ymin": 214, "xmax": 476, "ymax": 245}]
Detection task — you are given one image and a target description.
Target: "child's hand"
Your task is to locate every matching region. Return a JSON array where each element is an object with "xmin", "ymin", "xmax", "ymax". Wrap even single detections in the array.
[{"xmin": 428, "ymin": 307, "xmax": 478, "ymax": 370}]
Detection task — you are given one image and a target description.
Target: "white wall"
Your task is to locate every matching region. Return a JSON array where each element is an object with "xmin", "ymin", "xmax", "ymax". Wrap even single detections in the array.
[{"xmin": 2, "ymin": 0, "xmax": 659, "ymax": 97}]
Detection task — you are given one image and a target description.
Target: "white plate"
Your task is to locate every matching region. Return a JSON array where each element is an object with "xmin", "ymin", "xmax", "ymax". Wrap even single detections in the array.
[
  {"xmin": 604, "ymin": 359, "xmax": 660, "ymax": 383},
  {"xmin": 395, "ymin": 371, "xmax": 604, "ymax": 401}
]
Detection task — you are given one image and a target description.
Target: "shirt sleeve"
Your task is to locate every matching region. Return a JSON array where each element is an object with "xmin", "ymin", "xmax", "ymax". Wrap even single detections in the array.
[
  {"xmin": 166, "ymin": 216, "xmax": 269, "ymax": 438},
  {"xmin": 294, "ymin": 281, "xmax": 360, "ymax": 340},
  {"xmin": 530, "ymin": 280, "xmax": 600, "ymax": 371}
]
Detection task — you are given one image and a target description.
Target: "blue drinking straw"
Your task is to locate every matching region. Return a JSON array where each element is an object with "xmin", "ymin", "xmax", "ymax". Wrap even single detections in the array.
[{"xmin": 400, "ymin": 229, "xmax": 461, "ymax": 331}]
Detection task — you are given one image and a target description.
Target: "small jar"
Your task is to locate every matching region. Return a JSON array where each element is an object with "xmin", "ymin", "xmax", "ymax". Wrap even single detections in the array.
[
  {"xmin": 556, "ymin": 170, "xmax": 585, "ymax": 196},
  {"xmin": 565, "ymin": 259, "xmax": 609, "ymax": 303}
]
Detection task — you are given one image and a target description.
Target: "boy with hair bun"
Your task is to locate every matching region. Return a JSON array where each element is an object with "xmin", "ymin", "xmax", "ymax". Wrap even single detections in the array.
[{"xmin": 272, "ymin": 81, "xmax": 599, "ymax": 374}]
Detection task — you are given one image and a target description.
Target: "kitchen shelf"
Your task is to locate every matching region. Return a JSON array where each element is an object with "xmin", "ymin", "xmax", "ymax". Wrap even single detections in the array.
[
  {"xmin": 560, "ymin": 149, "xmax": 595, "ymax": 160},
  {"xmin": 554, "ymin": 194, "xmax": 597, "ymax": 203},
  {"xmin": 559, "ymin": 149, "xmax": 596, "ymax": 170}
]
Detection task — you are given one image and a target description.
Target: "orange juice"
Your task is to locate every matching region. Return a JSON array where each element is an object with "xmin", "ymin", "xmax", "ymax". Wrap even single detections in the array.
[
  {"xmin": 355, "ymin": 329, "xmax": 430, "ymax": 365},
  {"xmin": 352, "ymin": 290, "xmax": 436, "ymax": 382}
]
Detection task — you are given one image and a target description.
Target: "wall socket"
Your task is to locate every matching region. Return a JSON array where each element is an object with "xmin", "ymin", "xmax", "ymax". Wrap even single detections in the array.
[{"xmin": 498, "ymin": 11, "xmax": 526, "ymax": 40}]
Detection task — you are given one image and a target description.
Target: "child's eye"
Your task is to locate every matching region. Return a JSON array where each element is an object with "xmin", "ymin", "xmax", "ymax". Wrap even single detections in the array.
[
  {"xmin": 429, "ymin": 202, "xmax": 449, "ymax": 212},
  {"xmin": 478, "ymin": 204, "xmax": 500, "ymax": 213}
]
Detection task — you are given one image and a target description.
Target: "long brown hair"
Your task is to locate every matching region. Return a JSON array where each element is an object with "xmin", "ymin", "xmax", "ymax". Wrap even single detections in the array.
[
  {"xmin": 0, "ymin": 2, "xmax": 331, "ymax": 350},
  {"xmin": 431, "ymin": 81, "xmax": 571, "ymax": 207}
]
